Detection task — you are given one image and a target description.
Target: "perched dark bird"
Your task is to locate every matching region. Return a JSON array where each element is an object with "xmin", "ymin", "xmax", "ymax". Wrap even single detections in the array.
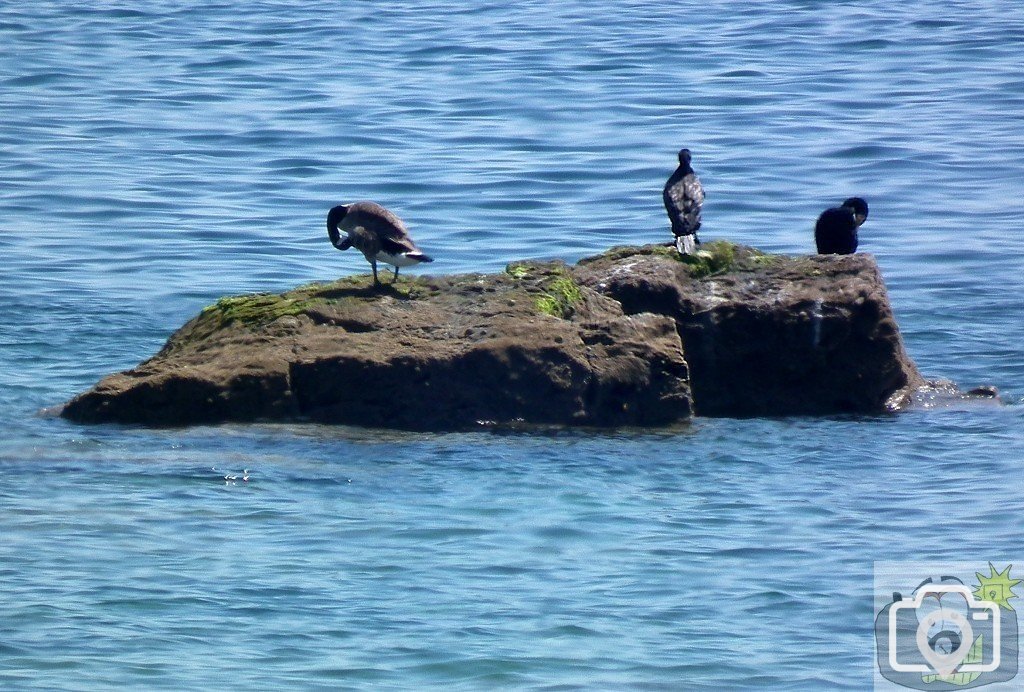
[
  {"xmin": 814, "ymin": 197, "xmax": 869, "ymax": 255},
  {"xmin": 327, "ymin": 202, "xmax": 433, "ymax": 286},
  {"xmin": 663, "ymin": 148, "xmax": 705, "ymax": 255}
]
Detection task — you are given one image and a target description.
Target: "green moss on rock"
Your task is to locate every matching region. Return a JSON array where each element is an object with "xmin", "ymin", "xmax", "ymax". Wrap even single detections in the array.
[
  {"xmin": 502, "ymin": 261, "xmax": 584, "ymax": 319},
  {"xmin": 679, "ymin": 240, "xmax": 737, "ymax": 278},
  {"xmin": 578, "ymin": 241, "xmax": 791, "ymax": 279},
  {"xmin": 578, "ymin": 244, "xmax": 678, "ymax": 265},
  {"xmin": 201, "ymin": 294, "xmax": 311, "ymax": 326},
  {"xmin": 536, "ymin": 274, "xmax": 582, "ymax": 318},
  {"xmin": 505, "ymin": 263, "xmax": 531, "ymax": 280}
]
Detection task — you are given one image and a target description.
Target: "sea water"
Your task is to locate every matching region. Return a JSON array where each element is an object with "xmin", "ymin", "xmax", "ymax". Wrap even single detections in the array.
[{"xmin": 1, "ymin": 2, "xmax": 1023, "ymax": 689}]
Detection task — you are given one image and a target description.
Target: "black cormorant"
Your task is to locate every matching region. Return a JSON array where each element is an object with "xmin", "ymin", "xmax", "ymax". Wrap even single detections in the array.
[
  {"xmin": 814, "ymin": 197, "xmax": 868, "ymax": 255},
  {"xmin": 663, "ymin": 148, "xmax": 705, "ymax": 255}
]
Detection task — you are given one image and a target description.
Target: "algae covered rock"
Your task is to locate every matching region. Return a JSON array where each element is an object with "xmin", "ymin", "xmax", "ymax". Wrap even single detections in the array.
[
  {"xmin": 573, "ymin": 241, "xmax": 924, "ymax": 416},
  {"xmin": 62, "ymin": 241, "xmax": 929, "ymax": 429},
  {"xmin": 62, "ymin": 262, "xmax": 692, "ymax": 429}
]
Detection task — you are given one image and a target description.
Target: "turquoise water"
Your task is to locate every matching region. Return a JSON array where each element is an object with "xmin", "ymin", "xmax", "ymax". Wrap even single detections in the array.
[{"xmin": 2, "ymin": 2, "xmax": 1023, "ymax": 689}]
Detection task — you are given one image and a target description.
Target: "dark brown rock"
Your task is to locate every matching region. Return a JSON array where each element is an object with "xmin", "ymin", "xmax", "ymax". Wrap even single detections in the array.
[
  {"xmin": 573, "ymin": 242, "xmax": 924, "ymax": 416},
  {"xmin": 62, "ymin": 242, "xmax": 934, "ymax": 429},
  {"xmin": 61, "ymin": 261, "xmax": 692, "ymax": 429}
]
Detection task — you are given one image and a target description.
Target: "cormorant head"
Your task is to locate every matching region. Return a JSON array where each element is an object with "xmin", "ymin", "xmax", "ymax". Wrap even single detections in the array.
[
  {"xmin": 842, "ymin": 197, "xmax": 869, "ymax": 226},
  {"xmin": 677, "ymin": 148, "xmax": 692, "ymax": 167},
  {"xmin": 327, "ymin": 205, "xmax": 351, "ymax": 250}
]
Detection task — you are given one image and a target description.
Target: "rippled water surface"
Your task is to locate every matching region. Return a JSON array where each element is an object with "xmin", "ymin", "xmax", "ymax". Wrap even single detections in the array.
[{"xmin": 2, "ymin": 2, "xmax": 1023, "ymax": 689}]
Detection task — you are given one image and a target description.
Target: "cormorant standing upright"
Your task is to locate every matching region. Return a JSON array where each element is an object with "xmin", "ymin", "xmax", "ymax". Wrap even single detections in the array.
[{"xmin": 663, "ymin": 148, "xmax": 704, "ymax": 255}]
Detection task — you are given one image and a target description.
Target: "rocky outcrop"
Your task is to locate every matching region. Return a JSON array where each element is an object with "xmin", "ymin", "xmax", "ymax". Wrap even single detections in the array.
[
  {"xmin": 61, "ymin": 242, "xmax": 931, "ymax": 429},
  {"xmin": 61, "ymin": 261, "xmax": 691, "ymax": 429},
  {"xmin": 575, "ymin": 243, "xmax": 924, "ymax": 416}
]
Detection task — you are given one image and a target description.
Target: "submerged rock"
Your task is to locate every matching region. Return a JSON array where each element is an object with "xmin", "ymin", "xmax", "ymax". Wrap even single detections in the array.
[
  {"xmin": 906, "ymin": 380, "xmax": 1003, "ymax": 410},
  {"xmin": 62, "ymin": 242, "xmax": 933, "ymax": 429}
]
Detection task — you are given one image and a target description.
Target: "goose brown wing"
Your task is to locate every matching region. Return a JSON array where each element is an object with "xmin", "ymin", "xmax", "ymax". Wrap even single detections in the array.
[
  {"xmin": 342, "ymin": 201, "xmax": 422, "ymax": 254},
  {"xmin": 352, "ymin": 201, "xmax": 407, "ymax": 229},
  {"xmin": 361, "ymin": 204, "xmax": 420, "ymax": 253},
  {"xmin": 379, "ymin": 232, "xmax": 420, "ymax": 256}
]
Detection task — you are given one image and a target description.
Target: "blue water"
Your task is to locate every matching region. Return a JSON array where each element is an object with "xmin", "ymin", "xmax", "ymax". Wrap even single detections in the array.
[{"xmin": 2, "ymin": 2, "xmax": 1023, "ymax": 689}]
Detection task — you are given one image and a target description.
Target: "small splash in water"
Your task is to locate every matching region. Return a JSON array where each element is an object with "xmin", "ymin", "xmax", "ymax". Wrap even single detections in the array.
[{"xmin": 213, "ymin": 467, "xmax": 251, "ymax": 484}]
